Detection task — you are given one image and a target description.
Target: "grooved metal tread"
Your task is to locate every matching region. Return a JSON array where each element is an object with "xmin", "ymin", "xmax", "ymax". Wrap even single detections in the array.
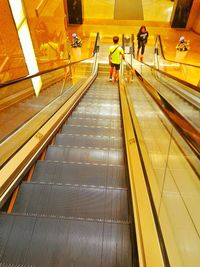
[
  {"xmin": 31, "ymin": 160, "xmax": 127, "ymax": 187},
  {"xmin": 55, "ymin": 133, "xmax": 123, "ymax": 149},
  {"xmin": 71, "ymin": 111, "xmax": 120, "ymax": 119},
  {"xmin": 77, "ymin": 102, "xmax": 120, "ymax": 109},
  {"xmin": 46, "ymin": 145, "xmax": 124, "ymax": 165},
  {"xmin": 74, "ymin": 105, "xmax": 120, "ymax": 114},
  {"xmin": 80, "ymin": 98, "xmax": 120, "ymax": 105},
  {"xmin": 67, "ymin": 117, "xmax": 121, "ymax": 128},
  {"xmin": 12, "ymin": 182, "xmax": 129, "ymax": 221},
  {"xmin": 0, "ymin": 214, "xmax": 132, "ymax": 267},
  {"xmin": 81, "ymin": 94, "xmax": 119, "ymax": 100},
  {"xmin": 61, "ymin": 124, "xmax": 122, "ymax": 137}
]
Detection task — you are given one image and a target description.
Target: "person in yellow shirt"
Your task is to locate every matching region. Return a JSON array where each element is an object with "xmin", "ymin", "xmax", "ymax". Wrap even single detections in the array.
[{"xmin": 108, "ymin": 36, "xmax": 125, "ymax": 82}]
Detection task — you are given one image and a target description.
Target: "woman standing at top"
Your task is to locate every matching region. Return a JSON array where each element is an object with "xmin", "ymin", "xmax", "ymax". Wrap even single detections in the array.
[{"xmin": 137, "ymin": 25, "xmax": 149, "ymax": 62}]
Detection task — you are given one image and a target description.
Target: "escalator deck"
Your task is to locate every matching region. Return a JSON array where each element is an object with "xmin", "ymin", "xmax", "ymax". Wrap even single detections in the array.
[{"xmin": 0, "ymin": 72, "xmax": 134, "ymax": 266}]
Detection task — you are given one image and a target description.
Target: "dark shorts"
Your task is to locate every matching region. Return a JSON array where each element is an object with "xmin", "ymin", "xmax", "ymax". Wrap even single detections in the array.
[{"xmin": 111, "ymin": 63, "xmax": 120, "ymax": 70}]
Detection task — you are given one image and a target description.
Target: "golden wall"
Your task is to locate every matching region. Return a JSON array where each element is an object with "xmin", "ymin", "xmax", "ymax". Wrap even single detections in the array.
[
  {"xmin": 23, "ymin": 0, "xmax": 69, "ymax": 71},
  {"xmin": 0, "ymin": 0, "xmax": 28, "ymax": 82},
  {"xmin": 187, "ymin": 0, "xmax": 200, "ymax": 33},
  {"xmin": 0, "ymin": 0, "xmax": 70, "ymax": 83}
]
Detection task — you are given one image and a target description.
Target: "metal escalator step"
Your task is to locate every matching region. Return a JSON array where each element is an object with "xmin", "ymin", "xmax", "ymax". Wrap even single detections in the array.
[
  {"xmin": 61, "ymin": 125, "xmax": 122, "ymax": 137},
  {"xmin": 32, "ymin": 161, "xmax": 127, "ymax": 187},
  {"xmin": 82, "ymin": 93, "xmax": 119, "ymax": 101},
  {"xmin": 55, "ymin": 134, "xmax": 123, "ymax": 149},
  {"xmin": 67, "ymin": 117, "xmax": 121, "ymax": 128},
  {"xmin": 82, "ymin": 94, "xmax": 119, "ymax": 100},
  {"xmin": 12, "ymin": 183, "xmax": 129, "ymax": 221},
  {"xmin": 77, "ymin": 100, "xmax": 120, "ymax": 107},
  {"xmin": 71, "ymin": 111, "xmax": 120, "ymax": 119},
  {"xmin": 46, "ymin": 146, "xmax": 124, "ymax": 165},
  {"xmin": 74, "ymin": 104, "xmax": 120, "ymax": 113},
  {"xmin": 80, "ymin": 98, "xmax": 120, "ymax": 105},
  {"xmin": 0, "ymin": 214, "xmax": 132, "ymax": 267}
]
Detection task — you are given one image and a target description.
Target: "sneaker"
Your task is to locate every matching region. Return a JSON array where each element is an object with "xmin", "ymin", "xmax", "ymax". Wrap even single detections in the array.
[{"xmin": 109, "ymin": 77, "xmax": 112, "ymax": 81}]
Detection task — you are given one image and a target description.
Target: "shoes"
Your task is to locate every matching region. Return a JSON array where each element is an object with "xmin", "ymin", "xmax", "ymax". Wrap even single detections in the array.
[
  {"xmin": 109, "ymin": 77, "xmax": 112, "ymax": 81},
  {"xmin": 140, "ymin": 56, "xmax": 143, "ymax": 62}
]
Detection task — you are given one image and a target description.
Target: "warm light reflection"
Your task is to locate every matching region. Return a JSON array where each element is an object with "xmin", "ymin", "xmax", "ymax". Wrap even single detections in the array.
[
  {"xmin": 8, "ymin": 0, "xmax": 24, "ymax": 28},
  {"xmin": 9, "ymin": 0, "xmax": 42, "ymax": 96}
]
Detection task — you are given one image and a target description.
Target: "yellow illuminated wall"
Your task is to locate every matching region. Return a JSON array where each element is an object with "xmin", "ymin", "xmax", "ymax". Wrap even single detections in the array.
[
  {"xmin": 0, "ymin": 0, "xmax": 28, "ymax": 82},
  {"xmin": 9, "ymin": 0, "xmax": 42, "ymax": 96}
]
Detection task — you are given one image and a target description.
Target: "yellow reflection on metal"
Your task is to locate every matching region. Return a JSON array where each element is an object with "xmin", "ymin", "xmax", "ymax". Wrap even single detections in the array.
[{"xmin": 9, "ymin": 0, "xmax": 42, "ymax": 96}]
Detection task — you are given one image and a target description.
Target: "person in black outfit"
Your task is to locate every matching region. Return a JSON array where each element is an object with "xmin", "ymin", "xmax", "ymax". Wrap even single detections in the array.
[{"xmin": 137, "ymin": 25, "xmax": 149, "ymax": 62}]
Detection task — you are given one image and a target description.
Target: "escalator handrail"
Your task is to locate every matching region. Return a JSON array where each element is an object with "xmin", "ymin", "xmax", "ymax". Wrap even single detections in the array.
[
  {"xmin": 155, "ymin": 34, "xmax": 200, "ymax": 68},
  {"xmin": 0, "ymin": 40, "xmax": 99, "ymax": 206},
  {"xmin": 119, "ymin": 70, "xmax": 169, "ymax": 267},
  {"xmin": 124, "ymin": 60, "xmax": 200, "ymax": 159},
  {"xmin": 0, "ymin": 33, "xmax": 100, "ymax": 89},
  {"xmin": 0, "ymin": 58, "xmax": 90, "ymax": 88},
  {"xmin": 0, "ymin": 34, "xmax": 100, "ymax": 167},
  {"xmin": 130, "ymin": 58, "xmax": 200, "ymax": 92}
]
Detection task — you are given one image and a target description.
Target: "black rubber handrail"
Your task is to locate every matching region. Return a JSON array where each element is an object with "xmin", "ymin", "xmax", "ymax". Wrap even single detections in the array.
[
  {"xmin": 128, "ymin": 58, "xmax": 200, "ymax": 92},
  {"xmin": 0, "ymin": 33, "xmax": 100, "ymax": 89},
  {"xmin": 155, "ymin": 35, "xmax": 200, "ymax": 68}
]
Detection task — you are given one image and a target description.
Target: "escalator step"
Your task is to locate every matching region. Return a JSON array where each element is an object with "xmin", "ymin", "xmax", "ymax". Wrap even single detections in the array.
[
  {"xmin": 12, "ymin": 182, "xmax": 129, "ymax": 221},
  {"xmin": 80, "ymin": 98, "xmax": 120, "ymax": 105},
  {"xmin": 67, "ymin": 117, "xmax": 121, "ymax": 128},
  {"xmin": 74, "ymin": 104, "xmax": 120, "ymax": 113},
  {"xmin": 0, "ymin": 214, "xmax": 132, "ymax": 267},
  {"xmin": 82, "ymin": 94, "xmax": 119, "ymax": 100},
  {"xmin": 71, "ymin": 110, "xmax": 120, "ymax": 119},
  {"xmin": 77, "ymin": 101, "xmax": 120, "ymax": 108},
  {"xmin": 61, "ymin": 125, "xmax": 122, "ymax": 137},
  {"xmin": 45, "ymin": 146, "xmax": 124, "ymax": 165},
  {"xmin": 55, "ymin": 134, "xmax": 123, "ymax": 149},
  {"xmin": 31, "ymin": 161, "xmax": 127, "ymax": 188}
]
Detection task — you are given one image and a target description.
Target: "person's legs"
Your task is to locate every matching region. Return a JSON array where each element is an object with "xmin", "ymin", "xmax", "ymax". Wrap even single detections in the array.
[
  {"xmin": 114, "ymin": 64, "xmax": 120, "ymax": 82},
  {"xmin": 109, "ymin": 67, "xmax": 114, "ymax": 80},
  {"xmin": 140, "ymin": 43, "xmax": 145, "ymax": 62},
  {"xmin": 109, "ymin": 63, "xmax": 114, "ymax": 80},
  {"xmin": 137, "ymin": 41, "xmax": 141, "ymax": 59},
  {"xmin": 141, "ymin": 43, "xmax": 145, "ymax": 55},
  {"xmin": 114, "ymin": 69, "xmax": 119, "ymax": 82}
]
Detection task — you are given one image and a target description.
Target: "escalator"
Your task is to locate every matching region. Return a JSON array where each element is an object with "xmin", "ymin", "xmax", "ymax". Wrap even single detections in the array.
[
  {"xmin": 0, "ymin": 64, "xmax": 137, "ymax": 266},
  {"xmin": 124, "ymin": 34, "xmax": 200, "ymax": 157}
]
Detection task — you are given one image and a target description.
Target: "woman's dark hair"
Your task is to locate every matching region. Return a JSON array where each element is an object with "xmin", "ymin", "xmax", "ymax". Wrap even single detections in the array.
[
  {"xmin": 113, "ymin": 36, "xmax": 119, "ymax": 44},
  {"xmin": 139, "ymin": 25, "xmax": 147, "ymax": 33}
]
